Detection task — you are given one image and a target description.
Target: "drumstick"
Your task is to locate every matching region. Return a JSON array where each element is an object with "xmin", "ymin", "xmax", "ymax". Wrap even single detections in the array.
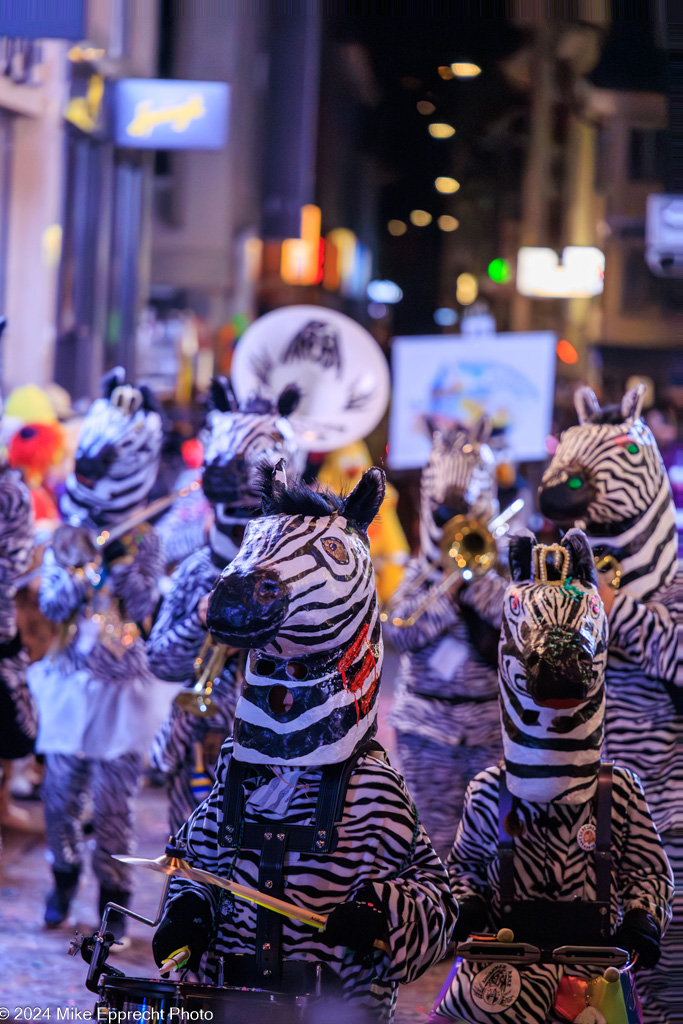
[{"xmin": 159, "ymin": 945, "xmax": 191, "ymax": 976}]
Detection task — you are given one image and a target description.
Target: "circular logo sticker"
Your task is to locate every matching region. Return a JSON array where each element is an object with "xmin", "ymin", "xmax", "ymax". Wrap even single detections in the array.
[
  {"xmin": 471, "ymin": 963, "xmax": 521, "ymax": 1013},
  {"xmin": 577, "ymin": 822, "xmax": 597, "ymax": 851}
]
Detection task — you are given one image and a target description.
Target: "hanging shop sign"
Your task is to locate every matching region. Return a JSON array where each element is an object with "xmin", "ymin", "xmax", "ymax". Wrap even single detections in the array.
[
  {"xmin": 114, "ymin": 79, "xmax": 229, "ymax": 150},
  {"xmin": 0, "ymin": 0, "xmax": 84, "ymax": 39},
  {"xmin": 516, "ymin": 246, "xmax": 605, "ymax": 298}
]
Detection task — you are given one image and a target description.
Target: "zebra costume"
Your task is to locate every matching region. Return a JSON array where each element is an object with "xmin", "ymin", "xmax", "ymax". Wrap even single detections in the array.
[
  {"xmin": 0, "ymin": 460, "xmax": 36, "ymax": 857},
  {"xmin": 433, "ymin": 531, "xmax": 673, "ymax": 1024},
  {"xmin": 27, "ymin": 369, "xmax": 163, "ymax": 932},
  {"xmin": 147, "ymin": 379, "xmax": 303, "ymax": 833},
  {"xmin": 539, "ymin": 384, "xmax": 682, "ymax": 1020},
  {"xmin": 386, "ymin": 421, "xmax": 508, "ymax": 859},
  {"xmin": 153, "ymin": 467, "xmax": 457, "ymax": 1021}
]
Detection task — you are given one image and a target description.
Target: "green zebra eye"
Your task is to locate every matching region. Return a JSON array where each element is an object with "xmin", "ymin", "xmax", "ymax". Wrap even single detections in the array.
[
  {"xmin": 627, "ymin": 443, "xmax": 638, "ymax": 454},
  {"xmin": 568, "ymin": 477, "xmax": 583, "ymax": 490}
]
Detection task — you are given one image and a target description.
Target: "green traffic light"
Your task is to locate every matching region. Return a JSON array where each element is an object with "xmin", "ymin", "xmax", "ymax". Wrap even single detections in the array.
[{"xmin": 488, "ymin": 258, "xmax": 511, "ymax": 284}]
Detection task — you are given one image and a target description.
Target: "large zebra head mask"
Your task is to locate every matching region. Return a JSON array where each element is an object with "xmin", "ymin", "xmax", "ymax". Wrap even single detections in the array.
[
  {"xmin": 207, "ymin": 466, "xmax": 385, "ymax": 766},
  {"xmin": 419, "ymin": 420, "xmax": 498, "ymax": 564},
  {"xmin": 201, "ymin": 378, "xmax": 303, "ymax": 559},
  {"xmin": 62, "ymin": 368, "xmax": 162, "ymax": 527},
  {"xmin": 499, "ymin": 529, "xmax": 608, "ymax": 804},
  {"xmin": 538, "ymin": 384, "xmax": 676, "ymax": 598}
]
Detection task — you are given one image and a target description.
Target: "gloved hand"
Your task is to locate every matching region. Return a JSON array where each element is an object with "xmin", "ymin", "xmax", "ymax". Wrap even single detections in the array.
[
  {"xmin": 613, "ymin": 909, "xmax": 662, "ymax": 970},
  {"xmin": 323, "ymin": 885, "xmax": 389, "ymax": 954},
  {"xmin": 153, "ymin": 893, "xmax": 213, "ymax": 973},
  {"xmin": 452, "ymin": 894, "xmax": 489, "ymax": 943}
]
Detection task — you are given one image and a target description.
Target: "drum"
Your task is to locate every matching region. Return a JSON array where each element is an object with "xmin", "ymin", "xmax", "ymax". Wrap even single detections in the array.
[{"xmin": 98, "ymin": 975, "xmax": 323, "ymax": 1024}]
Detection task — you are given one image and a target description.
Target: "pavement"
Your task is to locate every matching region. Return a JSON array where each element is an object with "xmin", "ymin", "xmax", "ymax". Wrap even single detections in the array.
[{"xmin": 0, "ymin": 648, "xmax": 453, "ymax": 1023}]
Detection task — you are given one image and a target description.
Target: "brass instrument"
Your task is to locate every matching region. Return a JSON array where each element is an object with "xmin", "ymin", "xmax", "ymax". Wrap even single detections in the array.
[
  {"xmin": 14, "ymin": 480, "xmax": 202, "ymax": 589},
  {"xmin": 380, "ymin": 498, "xmax": 523, "ymax": 629},
  {"xmin": 174, "ymin": 634, "xmax": 229, "ymax": 717},
  {"xmin": 594, "ymin": 552, "xmax": 623, "ymax": 590}
]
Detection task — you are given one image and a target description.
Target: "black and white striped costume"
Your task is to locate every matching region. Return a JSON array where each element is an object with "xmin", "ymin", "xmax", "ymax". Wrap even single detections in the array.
[
  {"xmin": 386, "ymin": 422, "xmax": 507, "ymax": 859},
  {"xmin": 147, "ymin": 381, "xmax": 303, "ymax": 833},
  {"xmin": 539, "ymin": 384, "xmax": 682, "ymax": 1019},
  {"xmin": 28, "ymin": 370, "xmax": 163, "ymax": 898},
  {"xmin": 433, "ymin": 532, "xmax": 673, "ymax": 1024},
  {"xmin": 0, "ymin": 461, "xmax": 36, "ymax": 857},
  {"xmin": 157, "ymin": 468, "xmax": 456, "ymax": 1021}
]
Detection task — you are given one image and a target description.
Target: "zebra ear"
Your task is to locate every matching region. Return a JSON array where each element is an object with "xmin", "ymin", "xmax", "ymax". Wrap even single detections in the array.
[
  {"xmin": 423, "ymin": 415, "xmax": 440, "ymax": 439},
  {"xmin": 343, "ymin": 467, "xmax": 385, "ymax": 532},
  {"xmin": 574, "ymin": 387, "xmax": 601, "ymax": 425},
  {"xmin": 472, "ymin": 414, "xmax": 493, "ymax": 444},
  {"xmin": 261, "ymin": 462, "xmax": 285, "ymax": 514},
  {"xmin": 620, "ymin": 383, "xmax": 646, "ymax": 423},
  {"xmin": 272, "ymin": 458, "xmax": 288, "ymax": 490},
  {"xmin": 138, "ymin": 384, "xmax": 161, "ymax": 414},
  {"xmin": 209, "ymin": 376, "xmax": 239, "ymax": 413},
  {"xmin": 102, "ymin": 366, "xmax": 126, "ymax": 398},
  {"xmin": 508, "ymin": 530, "xmax": 535, "ymax": 581},
  {"xmin": 561, "ymin": 528, "xmax": 598, "ymax": 586},
  {"xmin": 277, "ymin": 385, "xmax": 301, "ymax": 417}
]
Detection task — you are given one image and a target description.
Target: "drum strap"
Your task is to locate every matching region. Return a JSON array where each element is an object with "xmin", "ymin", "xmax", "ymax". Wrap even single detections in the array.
[
  {"xmin": 498, "ymin": 762, "xmax": 614, "ymax": 908},
  {"xmin": 220, "ymin": 741, "xmax": 386, "ymax": 984}
]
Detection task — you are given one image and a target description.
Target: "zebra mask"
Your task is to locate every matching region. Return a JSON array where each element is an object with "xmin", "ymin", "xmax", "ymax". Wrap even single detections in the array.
[
  {"xmin": 61, "ymin": 367, "xmax": 162, "ymax": 528},
  {"xmin": 201, "ymin": 378, "xmax": 303, "ymax": 563},
  {"xmin": 499, "ymin": 530, "xmax": 608, "ymax": 804},
  {"xmin": 419, "ymin": 420, "xmax": 498, "ymax": 565},
  {"xmin": 539, "ymin": 383, "xmax": 677, "ymax": 599},
  {"xmin": 207, "ymin": 465, "xmax": 386, "ymax": 766}
]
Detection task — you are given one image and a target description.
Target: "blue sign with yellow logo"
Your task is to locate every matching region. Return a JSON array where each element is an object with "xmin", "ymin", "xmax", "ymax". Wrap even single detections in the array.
[{"xmin": 114, "ymin": 79, "xmax": 229, "ymax": 150}]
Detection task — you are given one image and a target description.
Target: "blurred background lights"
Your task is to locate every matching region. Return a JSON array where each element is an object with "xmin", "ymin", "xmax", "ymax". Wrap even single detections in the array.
[
  {"xmin": 437, "ymin": 65, "xmax": 455, "ymax": 79},
  {"xmin": 451, "ymin": 62, "xmax": 481, "ymax": 77},
  {"xmin": 367, "ymin": 302, "xmax": 388, "ymax": 320},
  {"xmin": 410, "ymin": 209, "xmax": 432, "ymax": 227},
  {"xmin": 456, "ymin": 272, "xmax": 478, "ymax": 305},
  {"xmin": 367, "ymin": 279, "xmax": 403, "ymax": 304},
  {"xmin": 435, "ymin": 176, "xmax": 460, "ymax": 193},
  {"xmin": 487, "ymin": 257, "xmax": 512, "ymax": 283},
  {"xmin": 416, "ymin": 100, "xmax": 436, "ymax": 115},
  {"xmin": 556, "ymin": 339, "xmax": 579, "ymax": 364},
  {"xmin": 438, "ymin": 215, "xmax": 460, "ymax": 232},
  {"xmin": 428, "ymin": 123, "xmax": 455, "ymax": 139},
  {"xmin": 387, "ymin": 219, "xmax": 407, "ymax": 236},
  {"xmin": 434, "ymin": 307, "xmax": 458, "ymax": 326}
]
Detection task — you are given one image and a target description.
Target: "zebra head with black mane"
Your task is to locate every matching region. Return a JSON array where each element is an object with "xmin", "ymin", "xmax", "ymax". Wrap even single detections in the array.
[
  {"xmin": 62, "ymin": 367, "xmax": 162, "ymax": 528},
  {"xmin": 499, "ymin": 529, "xmax": 608, "ymax": 803},
  {"xmin": 419, "ymin": 418, "xmax": 498, "ymax": 565},
  {"xmin": 207, "ymin": 465, "xmax": 385, "ymax": 766},
  {"xmin": 201, "ymin": 378, "xmax": 303, "ymax": 561},
  {"xmin": 539, "ymin": 384, "xmax": 677, "ymax": 599}
]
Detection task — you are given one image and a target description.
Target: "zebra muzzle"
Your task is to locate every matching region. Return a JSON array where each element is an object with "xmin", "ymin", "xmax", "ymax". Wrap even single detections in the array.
[
  {"xmin": 207, "ymin": 569, "xmax": 288, "ymax": 648},
  {"xmin": 538, "ymin": 470, "xmax": 597, "ymax": 522}
]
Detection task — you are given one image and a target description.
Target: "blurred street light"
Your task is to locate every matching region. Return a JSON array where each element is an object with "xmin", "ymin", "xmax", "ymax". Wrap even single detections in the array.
[
  {"xmin": 456, "ymin": 272, "xmax": 478, "ymax": 304},
  {"xmin": 438, "ymin": 66, "xmax": 455, "ymax": 79},
  {"xmin": 428, "ymin": 123, "xmax": 455, "ymax": 138},
  {"xmin": 387, "ymin": 219, "xmax": 407, "ymax": 236},
  {"xmin": 435, "ymin": 177, "xmax": 460, "ymax": 193},
  {"xmin": 556, "ymin": 339, "xmax": 579, "ymax": 364},
  {"xmin": 451, "ymin": 62, "xmax": 481, "ymax": 77},
  {"xmin": 410, "ymin": 209, "xmax": 432, "ymax": 226},
  {"xmin": 438, "ymin": 215, "xmax": 460, "ymax": 232},
  {"xmin": 416, "ymin": 100, "xmax": 436, "ymax": 115},
  {"xmin": 488, "ymin": 257, "xmax": 512, "ymax": 283},
  {"xmin": 367, "ymin": 280, "xmax": 403, "ymax": 303},
  {"xmin": 434, "ymin": 307, "xmax": 458, "ymax": 326}
]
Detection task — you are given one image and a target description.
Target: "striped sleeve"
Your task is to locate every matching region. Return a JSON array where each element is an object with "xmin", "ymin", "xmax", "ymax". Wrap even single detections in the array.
[
  {"xmin": 365, "ymin": 764, "xmax": 458, "ymax": 982},
  {"xmin": 445, "ymin": 769, "xmax": 498, "ymax": 905},
  {"xmin": 608, "ymin": 590, "xmax": 677, "ymax": 683},
  {"xmin": 146, "ymin": 547, "xmax": 217, "ymax": 681},
  {"xmin": 613, "ymin": 766, "xmax": 674, "ymax": 935}
]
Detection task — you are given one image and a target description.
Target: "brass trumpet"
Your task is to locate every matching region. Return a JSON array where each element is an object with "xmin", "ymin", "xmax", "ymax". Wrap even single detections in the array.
[
  {"xmin": 174, "ymin": 634, "xmax": 230, "ymax": 717},
  {"xmin": 594, "ymin": 552, "xmax": 623, "ymax": 590},
  {"xmin": 381, "ymin": 515, "xmax": 499, "ymax": 629}
]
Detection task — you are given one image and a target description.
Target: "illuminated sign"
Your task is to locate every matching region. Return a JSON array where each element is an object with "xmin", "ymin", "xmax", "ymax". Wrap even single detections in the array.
[
  {"xmin": 516, "ymin": 246, "xmax": 605, "ymax": 298},
  {"xmin": 114, "ymin": 79, "xmax": 229, "ymax": 150}
]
